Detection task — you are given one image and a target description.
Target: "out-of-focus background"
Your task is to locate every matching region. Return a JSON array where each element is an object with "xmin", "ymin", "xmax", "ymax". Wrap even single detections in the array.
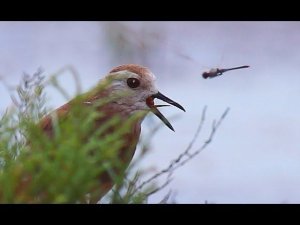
[{"xmin": 0, "ymin": 21, "xmax": 299, "ymax": 203}]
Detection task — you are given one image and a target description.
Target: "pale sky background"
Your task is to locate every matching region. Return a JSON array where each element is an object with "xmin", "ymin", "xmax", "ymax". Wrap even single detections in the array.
[{"xmin": 0, "ymin": 21, "xmax": 299, "ymax": 203}]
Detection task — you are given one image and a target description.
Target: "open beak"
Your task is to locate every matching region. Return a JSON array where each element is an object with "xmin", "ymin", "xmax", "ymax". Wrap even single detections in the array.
[{"xmin": 146, "ymin": 91, "xmax": 185, "ymax": 131}]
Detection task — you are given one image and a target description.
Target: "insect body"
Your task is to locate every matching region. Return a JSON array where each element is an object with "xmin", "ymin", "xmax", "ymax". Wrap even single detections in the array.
[{"xmin": 202, "ymin": 65, "xmax": 250, "ymax": 79}]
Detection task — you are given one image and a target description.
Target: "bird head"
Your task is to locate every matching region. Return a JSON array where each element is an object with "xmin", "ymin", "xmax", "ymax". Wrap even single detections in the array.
[{"xmin": 103, "ymin": 64, "xmax": 185, "ymax": 131}]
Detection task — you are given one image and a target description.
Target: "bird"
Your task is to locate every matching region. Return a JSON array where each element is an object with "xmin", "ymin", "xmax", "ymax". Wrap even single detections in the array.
[{"xmin": 37, "ymin": 64, "xmax": 185, "ymax": 203}]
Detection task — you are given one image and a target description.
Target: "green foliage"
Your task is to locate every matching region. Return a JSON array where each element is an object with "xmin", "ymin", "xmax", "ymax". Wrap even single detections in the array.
[{"xmin": 0, "ymin": 70, "xmax": 152, "ymax": 203}]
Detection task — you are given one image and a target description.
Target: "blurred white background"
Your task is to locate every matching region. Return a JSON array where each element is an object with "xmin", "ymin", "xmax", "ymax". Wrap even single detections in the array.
[{"xmin": 0, "ymin": 21, "xmax": 299, "ymax": 203}]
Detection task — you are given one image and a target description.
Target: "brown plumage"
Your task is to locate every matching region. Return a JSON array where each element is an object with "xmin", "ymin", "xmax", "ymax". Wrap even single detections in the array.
[{"xmin": 38, "ymin": 64, "xmax": 185, "ymax": 203}]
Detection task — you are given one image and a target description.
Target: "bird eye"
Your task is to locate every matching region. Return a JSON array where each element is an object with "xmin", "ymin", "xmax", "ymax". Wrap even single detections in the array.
[{"xmin": 127, "ymin": 78, "xmax": 140, "ymax": 88}]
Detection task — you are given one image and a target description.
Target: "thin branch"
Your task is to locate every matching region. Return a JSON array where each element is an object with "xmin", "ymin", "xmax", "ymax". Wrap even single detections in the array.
[
  {"xmin": 144, "ymin": 177, "xmax": 173, "ymax": 199},
  {"xmin": 186, "ymin": 106, "xmax": 207, "ymax": 152},
  {"xmin": 134, "ymin": 107, "xmax": 230, "ymax": 194},
  {"xmin": 159, "ymin": 190, "xmax": 173, "ymax": 204},
  {"xmin": 171, "ymin": 107, "xmax": 230, "ymax": 171},
  {"xmin": 46, "ymin": 65, "xmax": 82, "ymax": 96}
]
